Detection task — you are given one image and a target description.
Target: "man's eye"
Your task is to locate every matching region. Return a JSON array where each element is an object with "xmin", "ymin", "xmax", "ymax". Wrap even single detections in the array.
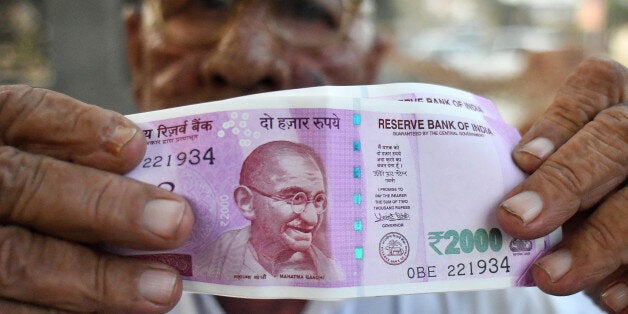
[
  {"xmin": 291, "ymin": 193, "xmax": 308, "ymax": 205},
  {"xmin": 276, "ymin": 0, "xmax": 339, "ymax": 29},
  {"xmin": 314, "ymin": 194, "xmax": 327, "ymax": 206}
]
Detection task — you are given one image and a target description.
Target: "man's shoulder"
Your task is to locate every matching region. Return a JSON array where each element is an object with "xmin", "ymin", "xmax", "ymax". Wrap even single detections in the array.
[
  {"xmin": 204, "ymin": 226, "xmax": 251, "ymax": 261},
  {"xmin": 308, "ymin": 245, "xmax": 345, "ymax": 281},
  {"xmin": 210, "ymin": 227, "xmax": 250, "ymax": 248},
  {"xmin": 194, "ymin": 226, "xmax": 251, "ymax": 278}
]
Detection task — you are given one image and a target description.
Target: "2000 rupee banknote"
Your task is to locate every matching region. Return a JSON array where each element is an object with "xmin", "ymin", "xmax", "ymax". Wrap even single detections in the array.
[{"xmin": 117, "ymin": 83, "xmax": 561, "ymax": 299}]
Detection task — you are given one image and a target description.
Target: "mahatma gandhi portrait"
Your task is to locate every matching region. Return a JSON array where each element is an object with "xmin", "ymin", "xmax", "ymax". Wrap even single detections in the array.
[{"xmin": 195, "ymin": 141, "xmax": 344, "ymax": 281}]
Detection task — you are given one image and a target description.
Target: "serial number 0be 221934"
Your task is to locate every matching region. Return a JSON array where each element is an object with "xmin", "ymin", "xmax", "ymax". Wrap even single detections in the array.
[{"xmin": 405, "ymin": 256, "xmax": 511, "ymax": 280}]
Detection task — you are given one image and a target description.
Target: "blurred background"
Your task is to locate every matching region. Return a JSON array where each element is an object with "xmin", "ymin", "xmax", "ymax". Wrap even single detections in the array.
[{"xmin": 1, "ymin": 0, "xmax": 627, "ymax": 130}]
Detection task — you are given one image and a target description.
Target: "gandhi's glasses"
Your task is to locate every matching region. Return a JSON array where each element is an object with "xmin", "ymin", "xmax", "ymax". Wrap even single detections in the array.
[
  {"xmin": 147, "ymin": 0, "xmax": 363, "ymax": 48},
  {"xmin": 245, "ymin": 185, "xmax": 328, "ymax": 214}
]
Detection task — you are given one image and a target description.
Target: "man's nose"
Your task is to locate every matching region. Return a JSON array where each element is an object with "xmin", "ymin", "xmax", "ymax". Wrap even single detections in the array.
[
  {"xmin": 200, "ymin": 4, "xmax": 289, "ymax": 94},
  {"xmin": 299, "ymin": 202, "xmax": 319, "ymax": 225}
]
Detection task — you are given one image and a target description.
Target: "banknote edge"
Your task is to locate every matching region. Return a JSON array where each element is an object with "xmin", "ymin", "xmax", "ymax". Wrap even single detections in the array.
[{"xmin": 182, "ymin": 277, "xmax": 519, "ymax": 300}]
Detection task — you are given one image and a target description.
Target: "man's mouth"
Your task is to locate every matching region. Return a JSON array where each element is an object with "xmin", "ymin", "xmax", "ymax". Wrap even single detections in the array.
[
  {"xmin": 288, "ymin": 225, "xmax": 314, "ymax": 234},
  {"xmin": 285, "ymin": 219, "xmax": 315, "ymax": 234},
  {"xmin": 283, "ymin": 227, "xmax": 312, "ymax": 245},
  {"xmin": 280, "ymin": 220, "xmax": 316, "ymax": 251},
  {"xmin": 282, "ymin": 221, "xmax": 315, "ymax": 241}
]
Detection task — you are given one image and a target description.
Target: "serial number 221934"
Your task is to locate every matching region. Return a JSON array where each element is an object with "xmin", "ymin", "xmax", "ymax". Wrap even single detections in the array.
[
  {"xmin": 447, "ymin": 257, "xmax": 510, "ymax": 277},
  {"xmin": 142, "ymin": 147, "xmax": 215, "ymax": 168}
]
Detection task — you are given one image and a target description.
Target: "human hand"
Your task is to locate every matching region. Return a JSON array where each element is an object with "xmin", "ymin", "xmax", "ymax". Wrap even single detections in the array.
[
  {"xmin": 0, "ymin": 85, "xmax": 194, "ymax": 313},
  {"xmin": 497, "ymin": 57, "xmax": 627, "ymax": 313}
]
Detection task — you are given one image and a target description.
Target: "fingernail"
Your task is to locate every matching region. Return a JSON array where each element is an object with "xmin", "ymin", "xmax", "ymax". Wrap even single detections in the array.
[
  {"xmin": 108, "ymin": 126, "xmax": 138, "ymax": 156},
  {"xmin": 602, "ymin": 282, "xmax": 628, "ymax": 313},
  {"xmin": 534, "ymin": 249, "xmax": 572, "ymax": 282},
  {"xmin": 500, "ymin": 191, "xmax": 543, "ymax": 224},
  {"xmin": 142, "ymin": 199, "xmax": 185, "ymax": 238},
  {"xmin": 519, "ymin": 137, "xmax": 554, "ymax": 160},
  {"xmin": 139, "ymin": 269, "xmax": 177, "ymax": 304}
]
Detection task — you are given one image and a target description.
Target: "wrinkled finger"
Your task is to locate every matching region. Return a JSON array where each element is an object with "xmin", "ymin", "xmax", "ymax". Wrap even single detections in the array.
[
  {"xmin": 0, "ymin": 85, "xmax": 146, "ymax": 173},
  {"xmin": 0, "ymin": 146, "xmax": 193, "ymax": 249},
  {"xmin": 497, "ymin": 103, "xmax": 627, "ymax": 238},
  {"xmin": 602, "ymin": 278, "xmax": 628, "ymax": 314},
  {"xmin": 530, "ymin": 188, "xmax": 626, "ymax": 299},
  {"xmin": 0, "ymin": 226, "xmax": 182, "ymax": 313},
  {"xmin": 512, "ymin": 57, "xmax": 626, "ymax": 173},
  {"xmin": 585, "ymin": 268, "xmax": 628, "ymax": 314}
]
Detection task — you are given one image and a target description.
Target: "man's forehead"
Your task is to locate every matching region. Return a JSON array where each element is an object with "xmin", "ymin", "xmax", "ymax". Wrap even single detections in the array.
[
  {"xmin": 266, "ymin": 152, "xmax": 320, "ymax": 174},
  {"xmin": 247, "ymin": 155, "xmax": 322, "ymax": 193}
]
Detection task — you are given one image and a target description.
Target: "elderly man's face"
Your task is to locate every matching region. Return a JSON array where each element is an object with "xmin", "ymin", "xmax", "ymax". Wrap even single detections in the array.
[
  {"xmin": 126, "ymin": 0, "xmax": 386, "ymax": 111},
  {"xmin": 251, "ymin": 153, "xmax": 325, "ymax": 252}
]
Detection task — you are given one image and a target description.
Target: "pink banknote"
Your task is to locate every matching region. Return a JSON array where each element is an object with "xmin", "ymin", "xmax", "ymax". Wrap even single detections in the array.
[{"xmin": 120, "ymin": 84, "xmax": 561, "ymax": 299}]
